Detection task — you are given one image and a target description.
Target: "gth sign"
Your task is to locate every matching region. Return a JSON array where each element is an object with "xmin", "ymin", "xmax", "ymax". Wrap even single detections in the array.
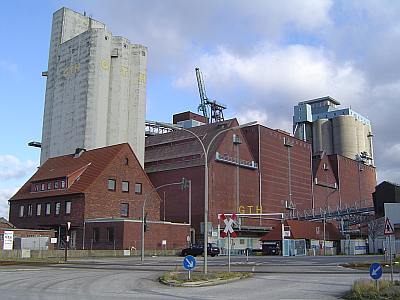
[{"xmin": 238, "ymin": 205, "xmax": 262, "ymax": 214}]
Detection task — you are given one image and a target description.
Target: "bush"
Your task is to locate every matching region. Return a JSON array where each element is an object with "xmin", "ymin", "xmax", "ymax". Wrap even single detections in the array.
[{"xmin": 344, "ymin": 279, "xmax": 400, "ymax": 300}]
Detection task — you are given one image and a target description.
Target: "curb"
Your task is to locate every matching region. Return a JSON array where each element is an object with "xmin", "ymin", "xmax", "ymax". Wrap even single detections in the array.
[{"xmin": 159, "ymin": 274, "xmax": 251, "ymax": 287}]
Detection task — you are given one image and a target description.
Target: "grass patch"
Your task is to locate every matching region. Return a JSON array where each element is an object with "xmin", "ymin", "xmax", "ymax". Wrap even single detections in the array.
[
  {"xmin": 160, "ymin": 271, "xmax": 251, "ymax": 284},
  {"xmin": 0, "ymin": 258, "xmax": 62, "ymax": 266},
  {"xmin": 344, "ymin": 279, "xmax": 400, "ymax": 300}
]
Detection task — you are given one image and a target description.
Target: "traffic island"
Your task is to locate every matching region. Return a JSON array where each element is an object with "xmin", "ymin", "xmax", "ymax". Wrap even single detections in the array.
[
  {"xmin": 159, "ymin": 271, "xmax": 252, "ymax": 287},
  {"xmin": 343, "ymin": 279, "xmax": 400, "ymax": 300}
]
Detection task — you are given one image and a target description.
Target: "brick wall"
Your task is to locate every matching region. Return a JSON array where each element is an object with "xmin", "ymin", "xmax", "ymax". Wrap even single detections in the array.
[
  {"xmin": 85, "ymin": 220, "xmax": 189, "ymax": 250},
  {"xmin": 243, "ymin": 125, "xmax": 313, "ymax": 215},
  {"xmin": 85, "ymin": 146, "xmax": 160, "ymax": 221}
]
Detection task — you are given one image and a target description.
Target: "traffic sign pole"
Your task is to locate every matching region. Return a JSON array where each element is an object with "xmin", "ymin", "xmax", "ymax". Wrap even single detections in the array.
[
  {"xmin": 389, "ymin": 235, "xmax": 394, "ymax": 283},
  {"xmin": 228, "ymin": 232, "xmax": 231, "ymax": 273}
]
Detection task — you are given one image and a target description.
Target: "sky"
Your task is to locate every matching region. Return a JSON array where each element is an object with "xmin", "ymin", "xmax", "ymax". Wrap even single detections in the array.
[{"xmin": 0, "ymin": 0, "xmax": 399, "ymax": 219}]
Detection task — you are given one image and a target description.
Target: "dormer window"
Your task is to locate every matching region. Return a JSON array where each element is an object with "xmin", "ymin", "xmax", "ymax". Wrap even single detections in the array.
[
  {"xmin": 41, "ymin": 183, "xmax": 45, "ymax": 191},
  {"xmin": 55, "ymin": 181, "xmax": 59, "ymax": 189},
  {"xmin": 47, "ymin": 182, "xmax": 52, "ymax": 190},
  {"xmin": 61, "ymin": 180, "xmax": 66, "ymax": 189}
]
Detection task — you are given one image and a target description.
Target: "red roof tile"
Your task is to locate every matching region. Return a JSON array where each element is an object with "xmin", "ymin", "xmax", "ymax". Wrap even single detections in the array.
[{"xmin": 10, "ymin": 143, "xmax": 129, "ymax": 201}]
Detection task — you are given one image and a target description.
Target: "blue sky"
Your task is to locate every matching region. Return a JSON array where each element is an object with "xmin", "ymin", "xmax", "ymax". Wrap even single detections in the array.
[{"xmin": 1, "ymin": 0, "xmax": 400, "ymax": 218}]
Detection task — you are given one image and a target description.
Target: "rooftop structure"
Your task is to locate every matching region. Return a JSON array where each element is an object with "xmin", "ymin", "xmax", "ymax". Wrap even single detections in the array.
[
  {"xmin": 40, "ymin": 7, "xmax": 147, "ymax": 166},
  {"xmin": 293, "ymin": 96, "xmax": 374, "ymax": 164}
]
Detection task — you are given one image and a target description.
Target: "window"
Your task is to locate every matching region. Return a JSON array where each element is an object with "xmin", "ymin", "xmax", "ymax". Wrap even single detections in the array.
[
  {"xmin": 27, "ymin": 204, "xmax": 33, "ymax": 216},
  {"xmin": 124, "ymin": 158, "xmax": 129, "ymax": 165},
  {"xmin": 120, "ymin": 203, "xmax": 129, "ymax": 217},
  {"xmin": 55, "ymin": 202, "xmax": 61, "ymax": 215},
  {"xmin": 47, "ymin": 182, "xmax": 52, "ymax": 190},
  {"xmin": 41, "ymin": 183, "xmax": 45, "ymax": 191},
  {"xmin": 135, "ymin": 183, "xmax": 142, "ymax": 194},
  {"xmin": 93, "ymin": 228, "xmax": 100, "ymax": 242},
  {"xmin": 122, "ymin": 181, "xmax": 129, "ymax": 192},
  {"xmin": 61, "ymin": 180, "xmax": 66, "ymax": 189},
  {"xmin": 54, "ymin": 181, "xmax": 59, "ymax": 189},
  {"xmin": 45, "ymin": 203, "xmax": 51, "ymax": 215},
  {"xmin": 19, "ymin": 205, "xmax": 24, "ymax": 217},
  {"xmin": 107, "ymin": 227, "xmax": 114, "ymax": 242},
  {"xmin": 108, "ymin": 179, "xmax": 116, "ymax": 191},
  {"xmin": 65, "ymin": 201, "xmax": 71, "ymax": 214},
  {"xmin": 36, "ymin": 203, "xmax": 42, "ymax": 216},
  {"xmin": 35, "ymin": 184, "xmax": 39, "ymax": 192}
]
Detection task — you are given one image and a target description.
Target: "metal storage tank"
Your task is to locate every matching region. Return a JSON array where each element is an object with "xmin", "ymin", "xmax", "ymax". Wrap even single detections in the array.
[
  {"xmin": 312, "ymin": 119, "xmax": 333, "ymax": 154},
  {"xmin": 312, "ymin": 119, "xmax": 324, "ymax": 153},
  {"xmin": 355, "ymin": 119, "xmax": 366, "ymax": 155},
  {"xmin": 321, "ymin": 119, "xmax": 333, "ymax": 154},
  {"xmin": 332, "ymin": 115, "xmax": 358, "ymax": 159}
]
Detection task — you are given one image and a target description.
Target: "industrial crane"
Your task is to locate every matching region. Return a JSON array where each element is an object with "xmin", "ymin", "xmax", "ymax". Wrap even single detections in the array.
[{"xmin": 195, "ymin": 67, "xmax": 226, "ymax": 123}]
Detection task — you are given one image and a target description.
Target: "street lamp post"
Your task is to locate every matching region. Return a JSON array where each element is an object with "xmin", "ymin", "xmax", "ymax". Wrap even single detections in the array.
[
  {"xmin": 156, "ymin": 121, "xmax": 257, "ymax": 274},
  {"xmin": 141, "ymin": 179, "xmax": 190, "ymax": 261}
]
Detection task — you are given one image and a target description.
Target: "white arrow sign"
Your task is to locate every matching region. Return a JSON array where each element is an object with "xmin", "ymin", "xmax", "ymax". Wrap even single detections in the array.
[
  {"xmin": 185, "ymin": 258, "xmax": 194, "ymax": 269},
  {"xmin": 371, "ymin": 265, "xmax": 381, "ymax": 276}
]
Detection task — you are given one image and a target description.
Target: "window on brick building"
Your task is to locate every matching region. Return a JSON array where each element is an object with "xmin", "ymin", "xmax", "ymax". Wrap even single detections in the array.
[
  {"xmin": 135, "ymin": 183, "xmax": 142, "ymax": 194},
  {"xmin": 54, "ymin": 181, "xmax": 59, "ymax": 189},
  {"xmin": 65, "ymin": 201, "xmax": 71, "ymax": 214},
  {"xmin": 27, "ymin": 204, "xmax": 33, "ymax": 216},
  {"xmin": 45, "ymin": 203, "xmax": 51, "ymax": 215},
  {"xmin": 47, "ymin": 182, "xmax": 52, "ymax": 190},
  {"xmin": 19, "ymin": 205, "xmax": 24, "ymax": 217},
  {"xmin": 120, "ymin": 203, "xmax": 129, "ymax": 217},
  {"xmin": 61, "ymin": 180, "xmax": 66, "ymax": 189},
  {"xmin": 107, "ymin": 227, "xmax": 114, "ymax": 242},
  {"xmin": 122, "ymin": 181, "xmax": 129, "ymax": 192},
  {"xmin": 108, "ymin": 179, "xmax": 116, "ymax": 191},
  {"xmin": 36, "ymin": 203, "xmax": 42, "ymax": 216},
  {"xmin": 93, "ymin": 228, "xmax": 100, "ymax": 242},
  {"xmin": 41, "ymin": 183, "xmax": 45, "ymax": 191},
  {"xmin": 55, "ymin": 202, "xmax": 61, "ymax": 215}
]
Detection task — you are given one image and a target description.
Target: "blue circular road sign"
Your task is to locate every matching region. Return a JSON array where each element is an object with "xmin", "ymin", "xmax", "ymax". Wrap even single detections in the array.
[
  {"xmin": 369, "ymin": 263, "xmax": 383, "ymax": 280},
  {"xmin": 183, "ymin": 255, "xmax": 196, "ymax": 270}
]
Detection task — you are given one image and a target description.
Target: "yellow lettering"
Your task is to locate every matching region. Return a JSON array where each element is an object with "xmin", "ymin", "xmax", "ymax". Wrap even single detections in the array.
[
  {"xmin": 256, "ymin": 206, "xmax": 262, "ymax": 214},
  {"xmin": 238, "ymin": 206, "xmax": 245, "ymax": 214},
  {"xmin": 138, "ymin": 72, "xmax": 146, "ymax": 84},
  {"xmin": 247, "ymin": 205, "xmax": 253, "ymax": 214},
  {"xmin": 101, "ymin": 59, "xmax": 109, "ymax": 70},
  {"xmin": 120, "ymin": 66, "xmax": 128, "ymax": 77}
]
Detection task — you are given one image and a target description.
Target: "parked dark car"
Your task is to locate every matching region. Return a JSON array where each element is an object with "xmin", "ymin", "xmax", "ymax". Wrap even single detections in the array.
[{"xmin": 181, "ymin": 243, "xmax": 220, "ymax": 257}]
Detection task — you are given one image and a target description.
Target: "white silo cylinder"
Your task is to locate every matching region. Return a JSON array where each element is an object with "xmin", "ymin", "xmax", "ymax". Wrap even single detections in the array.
[{"xmin": 332, "ymin": 115, "xmax": 358, "ymax": 159}]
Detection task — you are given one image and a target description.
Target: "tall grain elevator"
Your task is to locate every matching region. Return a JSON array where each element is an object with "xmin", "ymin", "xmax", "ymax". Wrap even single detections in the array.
[{"xmin": 40, "ymin": 8, "xmax": 147, "ymax": 166}]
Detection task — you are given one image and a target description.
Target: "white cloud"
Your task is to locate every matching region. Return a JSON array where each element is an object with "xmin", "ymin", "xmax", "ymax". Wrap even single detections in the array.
[
  {"xmin": 237, "ymin": 109, "xmax": 268, "ymax": 126},
  {"xmin": 0, "ymin": 155, "xmax": 37, "ymax": 181},
  {"xmin": 175, "ymin": 43, "xmax": 366, "ymax": 132},
  {"xmin": 0, "ymin": 188, "xmax": 17, "ymax": 219}
]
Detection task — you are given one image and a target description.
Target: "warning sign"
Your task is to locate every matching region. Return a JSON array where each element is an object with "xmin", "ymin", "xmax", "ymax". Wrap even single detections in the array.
[{"xmin": 384, "ymin": 217, "xmax": 395, "ymax": 235}]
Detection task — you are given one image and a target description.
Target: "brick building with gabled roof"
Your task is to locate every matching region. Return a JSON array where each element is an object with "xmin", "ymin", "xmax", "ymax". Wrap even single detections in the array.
[
  {"xmin": 9, "ymin": 143, "xmax": 189, "ymax": 250},
  {"xmin": 145, "ymin": 119, "xmax": 261, "ymax": 241}
]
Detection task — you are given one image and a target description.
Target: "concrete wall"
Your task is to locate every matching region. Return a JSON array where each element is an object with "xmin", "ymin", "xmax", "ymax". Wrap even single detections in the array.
[{"xmin": 41, "ymin": 7, "xmax": 147, "ymax": 166}]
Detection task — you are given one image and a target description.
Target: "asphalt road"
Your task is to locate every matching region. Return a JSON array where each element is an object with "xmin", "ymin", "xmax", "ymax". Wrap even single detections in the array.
[{"xmin": 0, "ymin": 255, "xmax": 392, "ymax": 300}]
